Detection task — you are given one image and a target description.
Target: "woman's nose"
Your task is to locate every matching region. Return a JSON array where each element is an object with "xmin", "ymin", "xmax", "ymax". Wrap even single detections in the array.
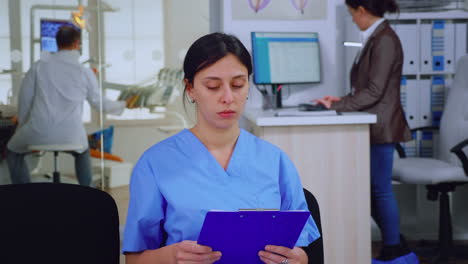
[{"xmin": 221, "ymin": 86, "xmax": 234, "ymax": 104}]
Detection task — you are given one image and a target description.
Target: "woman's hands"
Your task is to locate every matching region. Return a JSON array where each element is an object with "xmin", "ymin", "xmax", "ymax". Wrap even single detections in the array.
[
  {"xmin": 314, "ymin": 95, "xmax": 341, "ymax": 109},
  {"xmin": 259, "ymin": 245, "xmax": 308, "ymax": 264},
  {"xmin": 172, "ymin": 240, "xmax": 222, "ymax": 264}
]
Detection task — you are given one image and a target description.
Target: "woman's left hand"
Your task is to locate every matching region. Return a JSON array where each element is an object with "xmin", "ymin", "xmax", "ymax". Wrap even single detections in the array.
[{"xmin": 258, "ymin": 245, "xmax": 308, "ymax": 264}]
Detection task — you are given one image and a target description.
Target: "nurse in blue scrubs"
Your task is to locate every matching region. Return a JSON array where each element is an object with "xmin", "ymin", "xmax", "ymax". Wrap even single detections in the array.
[{"xmin": 123, "ymin": 32, "xmax": 320, "ymax": 264}]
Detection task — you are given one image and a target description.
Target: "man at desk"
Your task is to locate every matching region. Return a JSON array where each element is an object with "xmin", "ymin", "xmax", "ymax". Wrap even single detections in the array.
[{"xmin": 6, "ymin": 26, "xmax": 128, "ymax": 186}]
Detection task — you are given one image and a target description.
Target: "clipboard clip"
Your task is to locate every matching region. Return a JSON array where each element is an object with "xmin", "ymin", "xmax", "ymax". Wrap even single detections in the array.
[{"xmin": 238, "ymin": 208, "xmax": 279, "ymax": 211}]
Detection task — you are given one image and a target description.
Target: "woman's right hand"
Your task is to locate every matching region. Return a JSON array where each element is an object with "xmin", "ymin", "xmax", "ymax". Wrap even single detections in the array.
[
  {"xmin": 323, "ymin": 95, "xmax": 341, "ymax": 102},
  {"xmin": 172, "ymin": 240, "xmax": 222, "ymax": 264}
]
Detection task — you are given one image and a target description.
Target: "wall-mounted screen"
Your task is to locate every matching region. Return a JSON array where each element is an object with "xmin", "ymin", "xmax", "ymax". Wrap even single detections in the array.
[
  {"xmin": 251, "ymin": 32, "xmax": 321, "ymax": 85},
  {"xmin": 40, "ymin": 19, "xmax": 81, "ymax": 53}
]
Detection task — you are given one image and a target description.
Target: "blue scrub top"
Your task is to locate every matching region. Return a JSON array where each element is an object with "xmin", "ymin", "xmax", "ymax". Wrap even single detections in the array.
[{"xmin": 123, "ymin": 129, "xmax": 320, "ymax": 253}]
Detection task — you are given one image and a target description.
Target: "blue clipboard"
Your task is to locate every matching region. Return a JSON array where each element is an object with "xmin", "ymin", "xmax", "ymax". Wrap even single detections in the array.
[{"xmin": 197, "ymin": 210, "xmax": 310, "ymax": 264}]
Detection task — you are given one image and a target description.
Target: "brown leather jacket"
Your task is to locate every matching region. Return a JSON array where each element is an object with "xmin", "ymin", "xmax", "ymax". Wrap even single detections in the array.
[{"xmin": 331, "ymin": 21, "xmax": 411, "ymax": 144}]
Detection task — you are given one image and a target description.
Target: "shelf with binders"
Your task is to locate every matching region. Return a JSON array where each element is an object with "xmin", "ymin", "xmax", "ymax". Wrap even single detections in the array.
[
  {"xmin": 400, "ymin": 75, "xmax": 449, "ymax": 159},
  {"xmin": 389, "ymin": 18, "xmax": 467, "ymax": 76},
  {"xmin": 391, "ymin": 12, "xmax": 466, "ymax": 160},
  {"xmin": 400, "ymin": 75, "xmax": 452, "ymax": 128}
]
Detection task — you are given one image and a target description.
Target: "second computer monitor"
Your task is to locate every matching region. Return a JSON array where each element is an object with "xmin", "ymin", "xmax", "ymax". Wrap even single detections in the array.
[
  {"xmin": 40, "ymin": 18, "xmax": 81, "ymax": 53},
  {"xmin": 251, "ymin": 32, "xmax": 321, "ymax": 85}
]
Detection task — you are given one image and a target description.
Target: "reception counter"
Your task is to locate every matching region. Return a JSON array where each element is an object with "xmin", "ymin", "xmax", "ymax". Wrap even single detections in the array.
[{"xmin": 243, "ymin": 108, "xmax": 377, "ymax": 264}]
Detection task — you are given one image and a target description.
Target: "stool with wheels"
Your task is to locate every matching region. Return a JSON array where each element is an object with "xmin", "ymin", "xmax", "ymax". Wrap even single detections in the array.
[{"xmin": 27, "ymin": 144, "xmax": 83, "ymax": 183}]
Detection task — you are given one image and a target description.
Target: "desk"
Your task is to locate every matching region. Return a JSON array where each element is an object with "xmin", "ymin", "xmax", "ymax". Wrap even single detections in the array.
[{"xmin": 243, "ymin": 109, "xmax": 377, "ymax": 264}]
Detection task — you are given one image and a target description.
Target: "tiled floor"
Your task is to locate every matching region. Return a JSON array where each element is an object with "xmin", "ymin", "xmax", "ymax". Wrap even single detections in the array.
[
  {"xmin": 372, "ymin": 241, "xmax": 468, "ymax": 264},
  {"xmin": 108, "ymin": 185, "xmax": 468, "ymax": 264}
]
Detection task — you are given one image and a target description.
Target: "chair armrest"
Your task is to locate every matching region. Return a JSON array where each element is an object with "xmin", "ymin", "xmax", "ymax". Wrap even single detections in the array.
[
  {"xmin": 450, "ymin": 138, "xmax": 468, "ymax": 176},
  {"xmin": 395, "ymin": 143, "xmax": 406, "ymax": 158},
  {"xmin": 410, "ymin": 126, "xmax": 439, "ymax": 133}
]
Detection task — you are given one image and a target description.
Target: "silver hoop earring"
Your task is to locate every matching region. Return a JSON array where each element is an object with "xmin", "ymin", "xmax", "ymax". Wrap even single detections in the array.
[{"xmin": 190, "ymin": 98, "xmax": 195, "ymax": 103}]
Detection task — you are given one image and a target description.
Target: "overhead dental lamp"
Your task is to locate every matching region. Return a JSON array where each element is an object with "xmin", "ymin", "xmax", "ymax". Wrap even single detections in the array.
[{"xmin": 71, "ymin": 5, "xmax": 86, "ymax": 29}]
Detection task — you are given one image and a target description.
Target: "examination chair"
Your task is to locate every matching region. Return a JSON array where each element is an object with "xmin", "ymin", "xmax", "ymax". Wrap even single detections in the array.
[
  {"xmin": 303, "ymin": 188, "xmax": 324, "ymax": 264},
  {"xmin": 392, "ymin": 55, "xmax": 468, "ymax": 263},
  {"xmin": 0, "ymin": 183, "xmax": 120, "ymax": 264}
]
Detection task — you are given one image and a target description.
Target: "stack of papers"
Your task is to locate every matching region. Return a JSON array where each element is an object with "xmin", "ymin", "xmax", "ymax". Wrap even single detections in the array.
[{"xmin": 274, "ymin": 109, "xmax": 337, "ymax": 117}]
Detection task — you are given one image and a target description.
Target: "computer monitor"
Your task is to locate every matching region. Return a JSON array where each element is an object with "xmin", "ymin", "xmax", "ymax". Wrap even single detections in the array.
[
  {"xmin": 251, "ymin": 32, "xmax": 321, "ymax": 85},
  {"xmin": 40, "ymin": 18, "xmax": 81, "ymax": 53}
]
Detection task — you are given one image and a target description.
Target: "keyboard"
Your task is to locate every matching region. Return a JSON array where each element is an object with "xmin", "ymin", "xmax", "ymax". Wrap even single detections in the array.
[
  {"xmin": 274, "ymin": 108, "xmax": 337, "ymax": 117},
  {"xmin": 297, "ymin": 103, "xmax": 328, "ymax": 111}
]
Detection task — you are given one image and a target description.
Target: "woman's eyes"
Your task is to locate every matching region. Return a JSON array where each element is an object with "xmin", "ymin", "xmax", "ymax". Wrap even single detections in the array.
[{"xmin": 206, "ymin": 84, "xmax": 245, "ymax": 89}]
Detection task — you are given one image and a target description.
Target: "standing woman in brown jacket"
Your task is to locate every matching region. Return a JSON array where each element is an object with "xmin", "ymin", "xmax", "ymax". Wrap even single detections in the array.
[{"xmin": 316, "ymin": 0, "xmax": 418, "ymax": 263}]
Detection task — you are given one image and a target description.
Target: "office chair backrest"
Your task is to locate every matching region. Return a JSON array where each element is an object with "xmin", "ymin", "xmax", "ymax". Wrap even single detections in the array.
[
  {"xmin": 0, "ymin": 183, "xmax": 120, "ymax": 264},
  {"xmin": 303, "ymin": 188, "xmax": 324, "ymax": 264},
  {"xmin": 439, "ymin": 55, "xmax": 468, "ymax": 165}
]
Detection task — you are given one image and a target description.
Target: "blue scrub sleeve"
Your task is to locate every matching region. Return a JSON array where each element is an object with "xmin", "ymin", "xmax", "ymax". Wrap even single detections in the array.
[
  {"xmin": 122, "ymin": 155, "xmax": 166, "ymax": 253},
  {"xmin": 278, "ymin": 151, "xmax": 321, "ymax": 246}
]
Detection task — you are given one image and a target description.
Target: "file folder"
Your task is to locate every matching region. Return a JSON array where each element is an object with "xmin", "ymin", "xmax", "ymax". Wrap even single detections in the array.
[
  {"xmin": 402, "ymin": 131, "xmax": 417, "ymax": 157},
  {"xmin": 420, "ymin": 22, "xmax": 433, "ymax": 72},
  {"xmin": 431, "ymin": 76, "xmax": 445, "ymax": 127},
  {"xmin": 455, "ymin": 22, "xmax": 467, "ymax": 65},
  {"xmin": 420, "ymin": 131, "xmax": 434, "ymax": 158},
  {"xmin": 197, "ymin": 210, "xmax": 310, "ymax": 264},
  {"xmin": 421, "ymin": 20, "xmax": 455, "ymax": 73},
  {"xmin": 395, "ymin": 24, "xmax": 419, "ymax": 74},
  {"xmin": 401, "ymin": 77, "xmax": 419, "ymax": 129},
  {"xmin": 419, "ymin": 79, "xmax": 432, "ymax": 128}
]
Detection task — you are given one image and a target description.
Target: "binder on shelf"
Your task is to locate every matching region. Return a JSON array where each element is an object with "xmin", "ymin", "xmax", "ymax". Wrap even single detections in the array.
[
  {"xmin": 420, "ymin": 131, "xmax": 434, "ymax": 158},
  {"xmin": 420, "ymin": 20, "xmax": 455, "ymax": 73},
  {"xmin": 420, "ymin": 23, "xmax": 433, "ymax": 73},
  {"xmin": 455, "ymin": 21, "xmax": 467, "ymax": 65},
  {"xmin": 402, "ymin": 131, "xmax": 417, "ymax": 157},
  {"xmin": 197, "ymin": 210, "xmax": 310, "ymax": 264},
  {"xmin": 419, "ymin": 79, "xmax": 433, "ymax": 128},
  {"xmin": 401, "ymin": 77, "xmax": 419, "ymax": 129},
  {"xmin": 395, "ymin": 24, "xmax": 419, "ymax": 74},
  {"xmin": 400, "ymin": 77, "xmax": 407, "ymax": 110},
  {"xmin": 431, "ymin": 76, "xmax": 445, "ymax": 127}
]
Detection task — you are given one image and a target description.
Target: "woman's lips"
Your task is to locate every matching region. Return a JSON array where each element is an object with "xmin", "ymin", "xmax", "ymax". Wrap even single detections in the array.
[{"xmin": 218, "ymin": 110, "xmax": 236, "ymax": 118}]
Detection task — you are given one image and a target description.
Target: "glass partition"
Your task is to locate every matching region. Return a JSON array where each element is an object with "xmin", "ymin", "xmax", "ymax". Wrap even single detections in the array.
[
  {"xmin": 0, "ymin": 0, "xmax": 209, "ymax": 192},
  {"xmin": 0, "ymin": 0, "xmax": 210, "ymax": 261}
]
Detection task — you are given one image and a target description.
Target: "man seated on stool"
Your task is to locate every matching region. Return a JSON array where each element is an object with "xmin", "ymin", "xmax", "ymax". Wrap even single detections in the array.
[{"xmin": 6, "ymin": 26, "xmax": 130, "ymax": 186}]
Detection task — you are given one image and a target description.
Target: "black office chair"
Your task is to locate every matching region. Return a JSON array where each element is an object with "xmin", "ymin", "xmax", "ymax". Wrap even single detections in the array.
[
  {"xmin": 302, "ymin": 188, "xmax": 324, "ymax": 264},
  {"xmin": 0, "ymin": 183, "xmax": 120, "ymax": 264}
]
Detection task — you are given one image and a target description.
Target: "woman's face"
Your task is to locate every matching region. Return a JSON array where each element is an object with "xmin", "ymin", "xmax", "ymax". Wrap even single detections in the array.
[
  {"xmin": 347, "ymin": 5, "xmax": 367, "ymax": 31},
  {"xmin": 187, "ymin": 53, "xmax": 249, "ymax": 130}
]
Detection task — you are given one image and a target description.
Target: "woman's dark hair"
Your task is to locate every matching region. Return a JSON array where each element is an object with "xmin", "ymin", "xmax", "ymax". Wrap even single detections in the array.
[
  {"xmin": 183, "ymin": 32, "xmax": 252, "ymax": 85},
  {"xmin": 56, "ymin": 26, "xmax": 81, "ymax": 49},
  {"xmin": 345, "ymin": 0, "xmax": 399, "ymax": 17},
  {"xmin": 182, "ymin": 32, "xmax": 252, "ymax": 108}
]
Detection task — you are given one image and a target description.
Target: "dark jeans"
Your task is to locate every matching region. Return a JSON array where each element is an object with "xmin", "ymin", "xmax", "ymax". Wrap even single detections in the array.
[
  {"xmin": 7, "ymin": 148, "xmax": 93, "ymax": 186},
  {"xmin": 370, "ymin": 143, "xmax": 400, "ymax": 246}
]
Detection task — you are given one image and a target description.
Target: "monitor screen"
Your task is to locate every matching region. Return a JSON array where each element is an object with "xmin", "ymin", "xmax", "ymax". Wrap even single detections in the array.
[
  {"xmin": 251, "ymin": 32, "xmax": 321, "ymax": 85},
  {"xmin": 40, "ymin": 19, "xmax": 81, "ymax": 53}
]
